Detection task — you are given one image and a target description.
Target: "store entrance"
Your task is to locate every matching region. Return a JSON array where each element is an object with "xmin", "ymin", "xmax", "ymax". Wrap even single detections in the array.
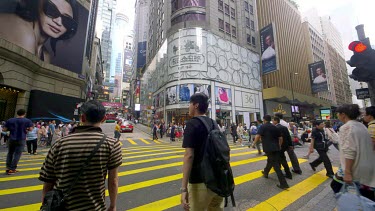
[{"xmin": 0, "ymin": 86, "xmax": 19, "ymax": 121}]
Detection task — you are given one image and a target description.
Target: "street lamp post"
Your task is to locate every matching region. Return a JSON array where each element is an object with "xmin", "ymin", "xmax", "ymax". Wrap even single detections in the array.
[{"xmin": 289, "ymin": 72, "xmax": 298, "ymax": 122}]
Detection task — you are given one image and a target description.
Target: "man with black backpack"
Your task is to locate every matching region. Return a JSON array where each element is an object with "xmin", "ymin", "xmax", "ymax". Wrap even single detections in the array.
[{"xmin": 181, "ymin": 93, "xmax": 235, "ymax": 211}]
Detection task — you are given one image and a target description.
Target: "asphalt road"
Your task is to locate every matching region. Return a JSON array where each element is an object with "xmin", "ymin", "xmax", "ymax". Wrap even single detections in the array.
[{"xmin": 0, "ymin": 123, "xmax": 341, "ymax": 210}]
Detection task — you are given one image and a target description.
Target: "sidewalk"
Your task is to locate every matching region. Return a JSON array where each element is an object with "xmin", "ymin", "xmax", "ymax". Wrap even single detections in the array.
[{"xmin": 134, "ymin": 123, "xmax": 177, "ymax": 144}]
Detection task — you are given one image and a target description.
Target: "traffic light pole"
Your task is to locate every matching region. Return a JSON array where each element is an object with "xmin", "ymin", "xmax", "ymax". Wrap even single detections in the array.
[{"xmin": 356, "ymin": 25, "xmax": 375, "ymax": 105}]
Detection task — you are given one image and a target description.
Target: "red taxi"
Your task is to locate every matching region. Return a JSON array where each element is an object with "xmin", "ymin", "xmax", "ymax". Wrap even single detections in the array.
[{"xmin": 121, "ymin": 121, "xmax": 134, "ymax": 133}]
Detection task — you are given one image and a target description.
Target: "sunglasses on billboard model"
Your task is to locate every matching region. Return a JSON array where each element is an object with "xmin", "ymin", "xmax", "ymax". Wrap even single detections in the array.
[{"xmin": 43, "ymin": 0, "xmax": 78, "ymax": 32}]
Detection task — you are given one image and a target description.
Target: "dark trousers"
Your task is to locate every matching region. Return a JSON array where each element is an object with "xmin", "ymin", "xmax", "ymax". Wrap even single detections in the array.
[
  {"xmin": 26, "ymin": 139, "xmax": 37, "ymax": 154},
  {"xmin": 287, "ymin": 148, "xmax": 301, "ymax": 172},
  {"xmin": 6, "ymin": 141, "xmax": 24, "ymax": 170},
  {"xmin": 160, "ymin": 130, "xmax": 163, "ymax": 138},
  {"xmin": 264, "ymin": 151, "xmax": 289, "ymax": 187},
  {"xmin": 47, "ymin": 133, "xmax": 53, "ymax": 146},
  {"xmin": 280, "ymin": 150, "xmax": 292, "ymax": 177},
  {"xmin": 311, "ymin": 149, "xmax": 334, "ymax": 175},
  {"xmin": 231, "ymin": 134, "xmax": 238, "ymax": 143},
  {"xmin": 153, "ymin": 131, "xmax": 158, "ymax": 140}
]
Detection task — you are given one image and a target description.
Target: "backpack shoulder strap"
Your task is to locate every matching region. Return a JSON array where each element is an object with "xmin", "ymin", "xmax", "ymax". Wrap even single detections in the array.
[{"xmin": 195, "ymin": 116, "xmax": 213, "ymax": 133}]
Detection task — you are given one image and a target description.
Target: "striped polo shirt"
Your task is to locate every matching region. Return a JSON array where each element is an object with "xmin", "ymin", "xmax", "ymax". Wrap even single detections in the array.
[{"xmin": 39, "ymin": 126, "xmax": 122, "ymax": 211}]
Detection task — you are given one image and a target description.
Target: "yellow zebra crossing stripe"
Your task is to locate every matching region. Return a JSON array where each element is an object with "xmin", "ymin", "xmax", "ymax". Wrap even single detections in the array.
[
  {"xmin": 153, "ymin": 139, "xmax": 162, "ymax": 144},
  {"xmin": 127, "ymin": 138, "xmax": 137, "ymax": 145},
  {"xmin": 139, "ymin": 138, "xmax": 151, "ymax": 144}
]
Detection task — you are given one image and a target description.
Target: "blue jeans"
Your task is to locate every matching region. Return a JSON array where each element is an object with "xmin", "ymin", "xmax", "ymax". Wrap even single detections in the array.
[{"xmin": 6, "ymin": 140, "xmax": 24, "ymax": 170}]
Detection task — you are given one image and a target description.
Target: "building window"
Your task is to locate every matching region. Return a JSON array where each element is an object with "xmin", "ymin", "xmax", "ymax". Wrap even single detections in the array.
[
  {"xmin": 224, "ymin": 4, "xmax": 229, "ymax": 15},
  {"xmin": 171, "ymin": 12, "xmax": 206, "ymax": 25},
  {"xmin": 225, "ymin": 22, "xmax": 230, "ymax": 34},
  {"xmin": 219, "ymin": 18, "xmax": 224, "ymax": 31},
  {"xmin": 246, "ymin": 17, "xmax": 250, "ymax": 28},
  {"xmin": 171, "ymin": 0, "xmax": 206, "ymax": 14},
  {"xmin": 251, "ymin": 36, "xmax": 256, "ymax": 46},
  {"xmin": 232, "ymin": 26, "xmax": 236, "ymax": 37},
  {"xmin": 249, "ymin": 4, "xmax": 254, "ymax": 14},
  {"xmin": 250, "ymin": 20, "xmax": 255, "ymax": 30},
  {"xmin": 247, "ymin": 34, "xmax": 251, "ymax": 44},
  {"xmin": 218, "ymin": 0, "xmax": 223, "ymax": 11},
  {"xmin": 245, "ymin": 1, "xmax": 249, "ymax": 11},
  {"xmin": 230, "ymin": 8, "xmax": 235, "ymax": 19}
]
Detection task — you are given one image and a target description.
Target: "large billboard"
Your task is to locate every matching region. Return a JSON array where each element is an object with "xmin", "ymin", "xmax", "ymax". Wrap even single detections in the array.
[
  {"xmin": 137, "ymin": 41, "xmax": 147, "ymax": 70},
  {"xmin": 260, "ymin": 23, "xmax": 279, "ymax": 75},
  {"xmin": 308, "ymin": 61, "xmax": 328, "ymax": 93},
  {"xmin": 215, "ymin": 87, "xmax": 232, "ymax": 106},
  {"xmin": 0, "ymin": 0, "xmax": 90, "ymax": 75}
]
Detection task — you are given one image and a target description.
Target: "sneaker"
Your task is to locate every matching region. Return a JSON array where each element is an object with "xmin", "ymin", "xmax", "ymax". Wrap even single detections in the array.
[
  {"xmin": 33, "ymin": 152, "xmax": 37, "ymax": 155},
  {"xmin": 309, "ymin": 163, "xmax": 316, "ymax": 172}
]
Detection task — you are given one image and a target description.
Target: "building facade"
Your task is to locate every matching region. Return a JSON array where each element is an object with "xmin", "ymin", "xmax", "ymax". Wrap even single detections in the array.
[
  {"xmin": 134, "ymin": 0, "xmax": 263, "ymax": 126},
  {"xmin": 257, "ymin": 0, "xmax": 329, "ymax": 121}
]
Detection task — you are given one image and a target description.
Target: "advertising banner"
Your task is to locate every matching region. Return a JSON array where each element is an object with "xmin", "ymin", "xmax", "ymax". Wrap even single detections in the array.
[
  {"xmin": 102, "ymin": 102, "xmax": 123, "ymax": 108},
  {"xmin": 260, "ymin": 23, "xmax": 279, "ymax": 74},
  {"xmin": 97, "ymin": 94, "xmax": 109, "ymax": 101},
  {"xmin": 137, "ymin": 41, "xmax": 147, "ymax": 70},
  {"xmin": 308, "ymin": 61, "xmax": 328, "ymax": 93},
  {"xmin": 166, "ymin": 86, "xmax": 178, "ymax": 105},
  {"xmin": 0, "ymin": 0, "xmax": 89, "ymax": 75},
  {"xmin": 179, "ymin": 84, "xmax": 194, "ymax": 103},
  {"xmin": 215, "ymin": 87, "xmax": 232, "ymax": 106},
  {"xmin": 320, "ymin": 109, "xmax": 331, "ymax": 120},
  {"xmin": 194, "ymin": 84, "xmax": 211, "ymax": 99},
  {"xmin": 159, "ymin": 91, "xmax": 164, "ymax": 108},
  {"xmin": 356, "ymin": 88, "xmax": 370, "ymax": 99}
]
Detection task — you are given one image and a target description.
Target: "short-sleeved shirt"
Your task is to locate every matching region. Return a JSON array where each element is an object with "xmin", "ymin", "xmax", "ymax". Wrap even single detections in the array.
[
  {"xmin": 367, "ymin": 120, "xmax": 375, "ymax": 138},
  {"xmin": 39, "ymin": 126, "xmax": 123, "ymax": 210},
  {"xmin": 182, "ymin": 116, "xmax": 214, "ymax": 183},
  {"xmin": 4, "ymin": 117, "xmax": 33, "ymax": 142},
  {"xmin": 48, "ymin": 124, "xmax": 55, "ymax": 134},
  {"xmin": 257, "ymin": 122, "xmax": 281, "ymax": 153}
]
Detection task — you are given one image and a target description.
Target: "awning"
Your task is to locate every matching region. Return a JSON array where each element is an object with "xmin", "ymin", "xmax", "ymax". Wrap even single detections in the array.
[{"xmin": 263, "ymin": 87, "xmax": 330, "ymax": 107}]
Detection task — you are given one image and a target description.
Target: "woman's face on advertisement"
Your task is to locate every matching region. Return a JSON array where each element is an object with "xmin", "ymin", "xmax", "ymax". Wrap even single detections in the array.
[{"xmin": 40, "ymin": 0, "xmax": 73, "ymax": 38}]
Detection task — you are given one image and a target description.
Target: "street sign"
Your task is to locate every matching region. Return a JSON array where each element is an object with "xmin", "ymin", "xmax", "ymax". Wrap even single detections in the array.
[{"xmin": 356, "ymin": 88, "xmax": 370, "ymax": 99}]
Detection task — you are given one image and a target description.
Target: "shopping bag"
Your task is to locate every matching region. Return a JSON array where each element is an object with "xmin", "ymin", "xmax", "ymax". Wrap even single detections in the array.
[{"xmin": 335, "ymin": 183, "xmax": 375, "ymax": 211}]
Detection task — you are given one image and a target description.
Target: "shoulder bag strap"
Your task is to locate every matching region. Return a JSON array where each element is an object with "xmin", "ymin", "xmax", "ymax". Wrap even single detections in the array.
[
  {"xmin": 195, "ymin": 116, "xmax": 212, "ymax": 133},
  {"xmin": 63, "ymin": 134, "xmax": 107, "ymax": 198}
]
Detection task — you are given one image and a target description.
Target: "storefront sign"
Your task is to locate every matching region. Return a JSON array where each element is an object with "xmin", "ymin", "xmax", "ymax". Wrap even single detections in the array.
[
  {"xmin": 356, "ymin": 88, "xmax": 370, "ymax": 100},
  {"xmin": 102, "ymin": 102, "xmax": 123, "ymax": 108},
  {"xmin": 273, "ymin": 104, "xmax": 287, "ymax": 115}
]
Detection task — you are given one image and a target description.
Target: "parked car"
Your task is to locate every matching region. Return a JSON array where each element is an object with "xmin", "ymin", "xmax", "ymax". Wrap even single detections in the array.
[{"xmin": 121, "ymin": 121, "xmax": 134, "ymax": 133}]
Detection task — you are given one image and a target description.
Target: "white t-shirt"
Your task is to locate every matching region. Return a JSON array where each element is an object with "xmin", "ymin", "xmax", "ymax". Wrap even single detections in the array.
[
  {"xmin": 261, "ymin": 46, "xmax": 276, "ymax": 60},
  {"xmin": 313, "ymin": 75, "xmax": 327, "ymax": 84},
  {"xmin": 280, "ymin": 119, "xmax": 289, "ymax": 128}
]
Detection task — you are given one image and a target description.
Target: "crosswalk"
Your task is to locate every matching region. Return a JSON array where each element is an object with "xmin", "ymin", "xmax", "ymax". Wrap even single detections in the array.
[
  {"xmin": 0, "ymin": 142, "xmax": 336, "ymax": 210},
  {"xmin": 121, "ymin": 138, "xmax": 167, "ymax": 145}
]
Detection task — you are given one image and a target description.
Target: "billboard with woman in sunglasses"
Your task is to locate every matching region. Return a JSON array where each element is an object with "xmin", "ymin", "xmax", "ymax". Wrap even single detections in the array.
[{"xmin": 0, "ymin": 0, "xmax": 89, "ymax": 74}]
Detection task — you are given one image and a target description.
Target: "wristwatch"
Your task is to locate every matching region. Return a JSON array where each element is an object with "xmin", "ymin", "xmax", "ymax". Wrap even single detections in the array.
[{"xmin": 180, "ymin": 188, "xmax": 188, "ymax": 193}]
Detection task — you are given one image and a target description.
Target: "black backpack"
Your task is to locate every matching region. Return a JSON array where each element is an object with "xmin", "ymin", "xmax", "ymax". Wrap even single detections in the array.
[{"xmin": 196, "ymin": 116, "xmax": 236, "ymax": 207}]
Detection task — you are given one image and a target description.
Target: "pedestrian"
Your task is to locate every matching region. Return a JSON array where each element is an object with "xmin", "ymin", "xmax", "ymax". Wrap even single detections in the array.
[
  {"xmin": 237, "ymin": 123, "xmax": 244, "ymax": 146},
  {"xmin": 3, "ymin": 109, "xmax": 33, "ymax": 175},
  {"xmin": 252, "ymin": 115, "xmax": 289, "ymax": 189},
  {"xmin": 324, "ymin": 121, "xmax": 339, "ymax": 150},
  {"xmin": 249, "ymin": 123, "xmax": 258, "ymax": 142},
  {"xmin": 230, "ymin": 122, "xmax": 238, "ymax": 145},
  {"xmin": 39, "ymin": 100, "xmax": 122, "ymax": 210},
  {"xmin": 160, "ymin": 121, "xmax": 164, "ymax": 139},
  {"xmin": 273, "ymin": 116, "xmax": 293, "ymax": 180},
  {"xmin": 181, "ymin": 93, "xmax": 224, "ymax": 210},
  {"xmin": 309, "ymin": 120, "xmax": 335, "ymax": 178},
  {"xmin": 26, "ymin": 123, "xmax": 38, "ymax": 155},
  {"xmin": 114, "ymin": 120, "xmax": 121, "ymax": 142},
  {"xmin": 51, "ymin": 126, "xmax": 61, "ymax": 146},
  {"xmin": 290, "ymin": 122, "xmax": 302, "ymax": 146},
  {"xmin": 170, "ymin": 122, "xmax": 176, "ymax": 142},
  {"xmin": 0, "ymin": 121, "xmax": 9, "ymax": 146},
  {"xmin": 331, "ymin": 104, "xmax": 375, "ymax": 201},
  {"xmin": 153, "ymin": 122, "xmax": 159, "ymax": 140},
  {"xmin": 47, "ymin": 120, "xmax": 55, "ymax": 146},
  {"xmin": 249, "ymin": 120, "xmax": 264, "ymax": 155},
  {"xmin": 38, "ymin": 125, "xmax": 47, "ymax": 146},
  {"xmin": 275, "ymin": 113, "xmax": 302, "ymax": 174},
  {"xmin": 363, "ymin": 106, "xmax": 375, "ymax": 151}
]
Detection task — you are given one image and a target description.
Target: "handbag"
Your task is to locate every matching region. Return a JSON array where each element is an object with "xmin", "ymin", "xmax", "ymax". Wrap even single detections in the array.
[
  {"xmin": 336, "ymin": 183, "xmax": 375, "ymax": 211},
  {"xmin": 40, "ymin": 135, "xmax": 107, "ymax": 211}
]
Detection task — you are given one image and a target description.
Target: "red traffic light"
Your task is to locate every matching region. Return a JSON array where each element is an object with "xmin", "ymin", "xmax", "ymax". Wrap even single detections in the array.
[{"xmin": 348, "ymin": 41, "xmax": 367, "ymax": 53}]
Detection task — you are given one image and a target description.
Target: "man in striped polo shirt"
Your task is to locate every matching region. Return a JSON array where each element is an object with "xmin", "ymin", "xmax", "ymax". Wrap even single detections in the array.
[{"xmin": 39, "ymin": 100, "xmax": 122, "ymax": 211}]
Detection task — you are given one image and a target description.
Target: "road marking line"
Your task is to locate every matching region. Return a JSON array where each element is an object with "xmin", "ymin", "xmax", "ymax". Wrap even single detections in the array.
[
  {"xmin": 0, "ymin": 150, "xmax": 265, "ymax": 194},
  {"xmin": 153, "ymin": 140, "xmax": 162, "ymax": 144},
  {"xmin": 127, "ymin": 139, "xmax": 137, "ymax": 145},
  {"xmin": 247, "ymin": 167, "xmax": 338, "ymax": 210},
  {"xmin": 127, "ymin": 160, "xmax": 308, "ymax": 211},
  {"xmin": 139, "ymin": 138, "xmax": 151, "ymax": 144},
  {"xmin": 119, "ymin": 142, "xmax": 123, "ymax": 146}
]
